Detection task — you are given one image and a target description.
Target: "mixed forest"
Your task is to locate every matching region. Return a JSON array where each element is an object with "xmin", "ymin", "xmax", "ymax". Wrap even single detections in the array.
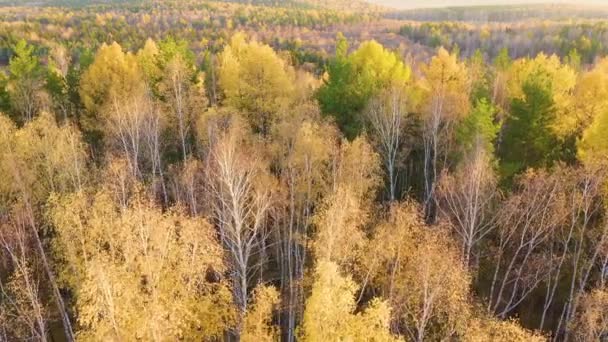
[{"xmin": 1, "ymin": 0, "xmax": 608, "ymax": 341}]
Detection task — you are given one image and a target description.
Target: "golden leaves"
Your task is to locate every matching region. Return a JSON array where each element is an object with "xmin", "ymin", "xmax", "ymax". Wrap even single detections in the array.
[{"xmin": 49, "ymin": 189, "xmax": 234, "ymax": 340}]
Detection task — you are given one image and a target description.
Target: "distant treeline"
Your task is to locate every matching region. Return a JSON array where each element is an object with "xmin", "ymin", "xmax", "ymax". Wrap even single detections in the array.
[{"xmin": 387, "ymin": 4, "xmax": 608, "ymax": 22}]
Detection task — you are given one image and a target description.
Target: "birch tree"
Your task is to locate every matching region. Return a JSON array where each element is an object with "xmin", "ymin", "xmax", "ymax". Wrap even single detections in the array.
[
  {"xmin": 365, "ymin": 86, "xmax": 411, "ymax": 201},
  {"xmin": 206, "ymin": 117, "xmax": 275, "ymax": 336},
  {"xmin": 419, "ymin": 47, "xmax": 470, "ymax": 221}
]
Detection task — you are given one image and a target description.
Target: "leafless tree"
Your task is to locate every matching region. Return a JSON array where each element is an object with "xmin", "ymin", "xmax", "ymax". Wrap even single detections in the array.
[
  {"xmin": 3, "ymin": 151, "xmax": 75, "ymax": 342},
  {"xmin": 553, "ymin": 167, "xmax": 608, "ymax": 341},
  {"xmin": 366, "ymin": 86, "xmax": 410, "ymax": 202},
  {"xmin": 438, "ymin": 141, "xmax": 500, "ymax": 269},
  {"xmin": 206, "ymin": 121, "xmax": 273, "ymax": 337},
  {"xmin": 488, "ymin": 170, "xmax": 565, "ymax": 319},
  {"xmin": 0, "ymin": 215, "xmax": 48, "ymax": 342}
]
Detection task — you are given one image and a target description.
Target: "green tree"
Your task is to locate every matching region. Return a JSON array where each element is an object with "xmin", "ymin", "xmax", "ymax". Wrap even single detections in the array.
[
  {"xmin": 457, "ymin": 98, "xmax": 499, "ymax": 155},
  {"xmin": 317, "ymin": 36, "xmax": 410, "ymax": 139},
  {"xmin": 7, "ymin": 39, "xmax": 46, "ymax": 123},
  {"xmin": 499, "ymin": 78, "xmax": 560, "ymax": 181}
]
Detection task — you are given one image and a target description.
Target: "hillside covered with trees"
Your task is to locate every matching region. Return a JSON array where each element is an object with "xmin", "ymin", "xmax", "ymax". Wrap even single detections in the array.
[{"xmin": 1, "ymin": 0, "xmax": 608, "ymax": 341}]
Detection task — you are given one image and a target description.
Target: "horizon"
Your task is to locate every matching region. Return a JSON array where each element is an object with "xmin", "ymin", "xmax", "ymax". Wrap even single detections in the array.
[{"xmin": 366, "ymin": 0, "xmax": 608, "ymax": 9}]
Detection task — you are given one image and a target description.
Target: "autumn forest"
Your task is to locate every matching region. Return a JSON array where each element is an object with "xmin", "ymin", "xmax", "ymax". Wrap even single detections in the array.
[{"xmin": 0, "ymin": 0, "xmax": 608, "ymax": 341}]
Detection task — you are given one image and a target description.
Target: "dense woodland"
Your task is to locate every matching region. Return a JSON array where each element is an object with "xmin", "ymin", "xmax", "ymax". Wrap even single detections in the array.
[{"xmin": 1, "ymin": 1, "xmax": 608, "ymax": 341}]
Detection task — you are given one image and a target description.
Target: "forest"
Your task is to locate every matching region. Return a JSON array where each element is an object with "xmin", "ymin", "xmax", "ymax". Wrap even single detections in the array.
[{"xmin": 0, "ymin": 0, "xmax": 608, "ymax": 341}]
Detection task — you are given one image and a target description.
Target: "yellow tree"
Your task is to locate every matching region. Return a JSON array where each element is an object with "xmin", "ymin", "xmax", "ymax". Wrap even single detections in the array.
[
  {"xmin": 242, "ymin": 285, "xmax": 280, "ymax": 342},
  {"xmin": 218, "ymin": 33, "xmax": 296, "ymax": 134},
  {"xmin": 300, "ymin": 131, "xmax": 394, "ymax": 341},
  {"xmin": 578, "ymin": 107, "xmax": 608, "ymax": 166},
  {"xmin": 563, "ymin": 58, "xmax": 608, "ymax": 137},
  {"xmin": 419, "ymin": 47, "xmax": 470, "ymax": 220},
  {"xmin": 49, "ymin": 188, "xmax": 234, "ymax": 341},
  {"xmin": 79, "ymin": 42, "xmax": 146, "ymax": 134},
  {"xmin": 299, "ymin": 260, "xmax": 399, "ymax": 342},
  {"xmin": 80, "ymin": 42, "xmax": 165, "ymax": 194},
  {"xmin": 312, "ymin": 134, "xmax": 381, "ymax": 269},
  {"xmin": 0, "ymin": 112, "xmax": 87, "ymax": 342},
  {"xmin": 312, "ymin": 187, "xmax": 368, "ymax": 267},
  {"xmin": 270, "ymin": 112, "xmax": 337, "ymax": 341},
  {"xmin": 331, "ymin": 135, "xmax": 382, "ymax": 202},
  {"xmin": 366, "ymin": 202, "xmax": 471, "ymax": 341}
]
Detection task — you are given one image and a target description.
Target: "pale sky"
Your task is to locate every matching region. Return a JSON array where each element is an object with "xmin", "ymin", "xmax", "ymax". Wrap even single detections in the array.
[{"xmin": 366, "ymin": 0, "xmax": 608, "ymax": 9}]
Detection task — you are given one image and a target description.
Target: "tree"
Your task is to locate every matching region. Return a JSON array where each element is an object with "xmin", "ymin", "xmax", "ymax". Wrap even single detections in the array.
[
  {"xmin": 465, "ymin": 316, "xmax": 545, "ymax": 342},
  {"xmin": 6, "ymin": 39, "xmax": 46, "ymax": 123},
  {"xmin": 500, "ymin": 53, "xmax": 576, "ymax": 181},
  {"xmin": 270, "ymin": 113, "xmax": 337, "ymax": 341},
  {"xmin": 571, "ymin": 288, "xmax": 608, "ymax": 341},
  {"xmin": 206, "ymin": 117, "xmax": 276, "ymax": 336},
  {"xmin": 366, "ymin": 202, "xmax": 471, "ymax": 341},
  {"xmin": 313, "ymin": 187, "xmax": 368, "ymax": 267},
  {"xmin": 499, "ymin": 79, "xmax": 560, "ymax": 181},
  {"xmin": 576, "ymin": 60, "xmax": 608, "ymax": 166},
  {"xmin": 242, "ymin": 285, "xmax": 280, "ymax": 342},
  {"xmin": 156, "ymin": 37, "xmax": 207, "ymax": 162},
  {"xmin": 317, "ymin": 36, "xmax": 411, "ymax": 138},
  {"xmin": 456, "ymin": 98, "xmax": 500, "ymax": 155},
  {"xmin": 438, "ymin": 146, "xmax": 499, "ymax": 269},
  {"xmin": 0, "ymin": 112, "xmax": 87, "ymax": 342},
  {"xmin": 487, "ymin": 170, "xmax": 566, "ymax": 319},
  {"xmin": 46, "ymin": 44, "xmax": 73, "ymax": 122},
  {"xmin": 419, "ymin": 47, "xmax": 470, "ymax": 221},
  {"xmin": 299, "ymin": 260, "xmax": 399, "ymax": 342},
  {"xmin": 365, "ymin": 86, "xmax": 412, "ymax": 201},
  {"xmin": 218, "ymin": 33, "xmax": 296, "ymax": 134},
  {"xmin": 79, "ymin": 41, "xmax": 146, "ymax": 133},
  {"xmin": 438, "ymin": 98, "xmax": 500, "ymax": 269},
  {"xmin": 567, "ymin": 58, "xmax": 608, "ymax": 139},
  {"xmin": 0, "ymin": 214, "xmax": 49, "ymax": 342},
  {"xmin": 80, "ymin": 42, "xmax": 166, "ymax": 198},
  {"xmin": 49, "ymin": 188, "xmax": 234, "ymax": 340}
]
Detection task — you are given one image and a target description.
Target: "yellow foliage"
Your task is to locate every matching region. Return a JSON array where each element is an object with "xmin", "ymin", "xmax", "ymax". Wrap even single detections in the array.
[
  {"xmin": 242, "ymin": 285, "xmax": 280, "ymax": 342},
  {"xmin": 465, "ymin": 316, "xmax": 546, "ymax": 342},
  {"xmin": 271, "ymin": 115, "xmax": 337, "ymax": 212},
  {"xmin": 299, "ymin": 260, "xmax": 400, "ymax": 342},
  {"xmin": 571, "ymin": 288, "xmax": 608, "ymax": 341},
  {"xmin": 313, "ymin": 186, "xmax": 368, "ymax": 266},
  {"xmin": 218, "ymin": 33, "xmax": 296, "ymax": 131},
  {"xmin": 0, "ymin": 112, "xmax": 86, "ymax": 209},
  {"xmin": 80, "ymin": 42, "xmax": 145, "ymax": 114},
  {"xmin": 367, "ymin": 202, "xmax": 471, "ymax": 341},
  {"xmin": 79, "ymin": 42, "xmax": 147, "ymax": 132},
  {"xmin": 419, "ymin": 47, "xmax": 470, "ymax": 121},
  {"xmin": 334, "ymin": 135, "xmax": 382, "ymax": 201},
  {"xmin": 348, "ymin": 40, "xmax": 411, "ymax": 90},
  {"xmin": 578, "ymin": 109, "xmax": 608, "ymax": 166},
  {"xmin": 49, "ymin": 189, "xmax": 235, "ymax": 341},
  {"xmin": 566, "ymin": 58, "xmax": 608, "ymax": 135},
  {"xmin": 136, "ymin": 38, "xmax": 161, "ymax": 84}
]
